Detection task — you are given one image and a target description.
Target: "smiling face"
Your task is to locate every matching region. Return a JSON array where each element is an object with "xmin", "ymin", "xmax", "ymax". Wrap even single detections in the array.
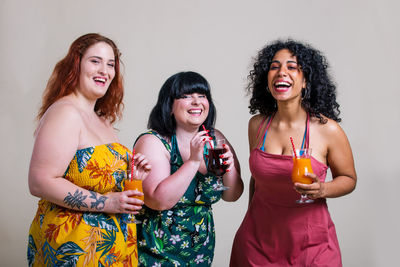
[
  {"xmin": 172, "ymin": 93, "xmax": 210, "ymax": 129},
  {"xmin": 267, "ymin": 48, "xmax": 306, "ymax": 103},
  {"xmin": 77, "ymin": 42, "xmax": 116, "ymax": 100}
]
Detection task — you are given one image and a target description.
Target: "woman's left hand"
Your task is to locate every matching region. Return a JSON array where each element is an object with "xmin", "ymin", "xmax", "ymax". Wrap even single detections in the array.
[
  {"xmin": 133, "ymin": 152, "xmax": 152, "ymax": 181},
  {"xmin": 221, "ymin": 144, "xmax": 235, "ymax": 174},
  {"xmin": 294, "ymin": 172, "xmax": 326, "ymax": 199}
]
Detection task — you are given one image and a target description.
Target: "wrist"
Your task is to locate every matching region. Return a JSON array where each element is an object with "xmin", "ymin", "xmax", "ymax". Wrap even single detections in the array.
[
  {"xmin": 186, "ymin": 159, "xmax": 201, "ymax": 168},
  {"xmin": 319, "ymin": 182, "xmax": 327, "ymax": 198}
]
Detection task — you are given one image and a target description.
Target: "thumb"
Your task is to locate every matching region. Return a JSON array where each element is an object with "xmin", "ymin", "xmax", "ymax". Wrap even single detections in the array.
[{"xmin": 305, "ymin": 172, "xmax": 319, "ymax": 183}]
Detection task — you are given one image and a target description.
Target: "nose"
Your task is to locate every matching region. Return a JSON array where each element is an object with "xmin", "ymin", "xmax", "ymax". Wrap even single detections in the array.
[
  {"xmin": 278, "ymin": 66, "xmax": 287, "ymax": 77},
  {"xmin": 98, "ymin": 63, "xmax": 108, "ymax": 75},
  {"xmin": 191, "ymin": 95, "xmax": 200, "ymax": 105}
]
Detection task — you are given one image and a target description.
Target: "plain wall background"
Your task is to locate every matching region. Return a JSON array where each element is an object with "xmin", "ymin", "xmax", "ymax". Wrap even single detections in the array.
[{"xmin": 1, "ymin": 0, "xmax": 399, "ymax": 266}]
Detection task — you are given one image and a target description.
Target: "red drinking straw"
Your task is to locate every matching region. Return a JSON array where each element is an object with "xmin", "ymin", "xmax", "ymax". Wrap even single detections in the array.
[
  {"xmin": 290, "ymin": 136, "xmax": 298, "ymax": 159},
  {"xmin": 130, "ymin": 149, "xmax": 135, "ymax": 181},
  {"xmin": 202, "ymin": 125, "xmax": 214, "ymax": 149}
]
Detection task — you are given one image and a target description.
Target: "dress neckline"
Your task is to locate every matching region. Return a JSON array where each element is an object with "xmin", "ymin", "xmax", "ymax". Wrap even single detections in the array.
[
  {"xmin": 253, "ymin": 148, "xmax": 328, "ymax": 169},
  {"xmin": 76, "ymin": 142, "xmax": 125, "ymax": 153},
  {"xmin": 172, "ymin": 135, "xmax": 208, "ymax": 176}
]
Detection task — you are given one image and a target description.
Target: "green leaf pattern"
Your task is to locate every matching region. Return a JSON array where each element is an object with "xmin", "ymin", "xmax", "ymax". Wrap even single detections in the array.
[
  {"xmin": 75, "ymin": 147, "xmax": 95, "ymax": 173},
  {"xmin": 27, "ymin": 143, "xmax": 137, "ymax": 266},
  {"xmin": 136, "ymin": 132, "xmax": 222, "ymax": 266}
]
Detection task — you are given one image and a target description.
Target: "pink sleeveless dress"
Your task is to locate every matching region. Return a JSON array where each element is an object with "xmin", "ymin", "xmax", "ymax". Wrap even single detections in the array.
[{"xmin": 230, "ymin": 115, "xmax": 342, "ymax": 267}]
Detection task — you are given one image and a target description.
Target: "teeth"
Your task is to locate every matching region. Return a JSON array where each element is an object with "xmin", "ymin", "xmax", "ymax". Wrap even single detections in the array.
[
  {"xmin": 188, "ymin": 110, "xmax": 201, "ymax": 114},
  {"xmin": 94, "ymin": 77, "xmax": 106, "ymax": 83},
  {"xmin": 275, "ymin": 81, "xmax": 291, "ymax": 87}
]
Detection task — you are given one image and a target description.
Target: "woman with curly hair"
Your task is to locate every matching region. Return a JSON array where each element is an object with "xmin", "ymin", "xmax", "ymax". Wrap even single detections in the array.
[
  {"xmin": 230, "ymin": 39, "xmax": 357, "ymax": 266},
  {"xmin": 27, "ymin": 33, "xmax": 150, "ymax": 266}
]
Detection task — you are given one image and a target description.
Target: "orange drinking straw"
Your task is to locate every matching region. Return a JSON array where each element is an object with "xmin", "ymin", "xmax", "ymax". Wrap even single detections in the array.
[
  {"xmin": 130, "ymin": 149, "xmax": 135, "ymax": 181},
  {"xmin": 290, "ymin": 136, "xmax": 298, "ymax": 159},
  {"xmin": 202, "ymin": 125, "xmax": 214, "ymax": 149}
]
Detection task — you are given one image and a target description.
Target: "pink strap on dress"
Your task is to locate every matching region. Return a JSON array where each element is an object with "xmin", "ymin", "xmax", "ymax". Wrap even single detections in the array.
[{"xmin": 257, "ymin": 114, "xmax": 275, "ymax": 149}]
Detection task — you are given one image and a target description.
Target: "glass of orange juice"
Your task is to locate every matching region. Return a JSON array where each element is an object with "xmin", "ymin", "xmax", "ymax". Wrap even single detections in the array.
[
  {"xmin": 292, "ymin": 148, "xmax": 314, "ymax": 204},
  {"xmin": 124, "ymin": 169, "xmax": 144, "ymax": 223}
]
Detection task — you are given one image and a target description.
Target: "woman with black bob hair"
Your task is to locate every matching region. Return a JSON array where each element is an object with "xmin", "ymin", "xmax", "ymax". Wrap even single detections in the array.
[
  {"xmin": 148, "ymin": 71, "xmax": 217, "ymax": 137},
  {"xmin": 230, "ymin": 40, "xmax": 357, "ymax": 266},
  {"xmin": 134, "ymin": 71, "xmax": 243, "ymax": 266}
]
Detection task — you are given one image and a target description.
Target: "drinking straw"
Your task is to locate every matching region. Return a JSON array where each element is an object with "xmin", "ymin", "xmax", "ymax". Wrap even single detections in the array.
[
  {"xmin": 290, "ymin": 136, "xmax": 298, "ymax": 159},
  {"xmin": 131, "ymin": 149, "xmax": 135, "ymax": 181},
  {"xmin": 202, "ymin": 125, "xmax": 214, "ymax": 149},
  {"xmin": 125, "ymin": 151, "xmax": 130, "ymax": 178}
]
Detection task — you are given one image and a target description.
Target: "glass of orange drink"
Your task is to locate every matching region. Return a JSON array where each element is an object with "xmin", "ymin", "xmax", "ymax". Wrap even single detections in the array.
[
  {"xmin": 124, "ymin": 169, "xmax": 144, "ymax": 223},
  {"xmin": 292, "ymin": 148, "xmax": 314, "ymax": 204}
]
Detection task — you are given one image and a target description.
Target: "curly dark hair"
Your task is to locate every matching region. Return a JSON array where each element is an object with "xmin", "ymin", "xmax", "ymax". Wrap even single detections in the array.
[{"xmin": 247, "ymin": 39, "xmax": 341, "ymax": 123}]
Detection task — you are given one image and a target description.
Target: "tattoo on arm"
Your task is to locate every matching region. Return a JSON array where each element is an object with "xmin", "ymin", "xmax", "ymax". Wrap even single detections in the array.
[
  {"xmin": 89, "ymin": 191, "xmax": 108, "ymax": 210},
  {"xmin": 63, "ymin": 189, "xmax": 88, "ymax": 210}
]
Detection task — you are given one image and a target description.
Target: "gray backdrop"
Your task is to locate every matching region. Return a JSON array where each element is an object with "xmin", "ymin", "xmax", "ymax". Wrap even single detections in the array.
[{"xmin": 1, "ymin": 0, "xmax": 399, "ymax": 266}]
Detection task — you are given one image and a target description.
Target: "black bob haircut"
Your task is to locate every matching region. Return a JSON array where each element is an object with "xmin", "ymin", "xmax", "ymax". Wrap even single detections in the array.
[
  {"xmin": 148, "ymin": 71, "xmax": 217, "ymax": 138},
  {"xmin": 248, "ymin": 39, "xmax": 341, "ymax": 123}
]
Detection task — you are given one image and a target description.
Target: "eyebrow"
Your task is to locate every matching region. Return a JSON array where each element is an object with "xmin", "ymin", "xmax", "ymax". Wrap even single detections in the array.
[
  {"xmin": 88, "ymin": 56, "xmax": 115, "ymax": 62},
  {"xmin": 271, "ymin": 60, "xmax": 298, "ymax": 64}
]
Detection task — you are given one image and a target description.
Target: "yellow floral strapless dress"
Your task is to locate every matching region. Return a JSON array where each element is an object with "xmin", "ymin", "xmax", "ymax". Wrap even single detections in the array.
[{"xmin": 27, "ymin": 143, "xmax": 138, "ymax": 267}]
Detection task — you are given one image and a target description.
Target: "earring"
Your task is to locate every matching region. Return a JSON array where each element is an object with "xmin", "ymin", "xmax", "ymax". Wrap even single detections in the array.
[{"xmin": 302, "ymin": 85, "xmax": 310, "ymax": 100}]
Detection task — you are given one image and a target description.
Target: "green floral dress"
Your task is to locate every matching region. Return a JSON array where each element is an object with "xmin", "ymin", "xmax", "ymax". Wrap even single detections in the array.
[{"xmin": 136, "ymin": 131, "xmax": 222, "ymax": 266}]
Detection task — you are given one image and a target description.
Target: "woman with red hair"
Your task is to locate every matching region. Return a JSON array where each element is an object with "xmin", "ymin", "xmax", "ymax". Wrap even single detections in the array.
[{"xmin": 27, "ymin": 33, "xmax": 150, "ymax": 266}]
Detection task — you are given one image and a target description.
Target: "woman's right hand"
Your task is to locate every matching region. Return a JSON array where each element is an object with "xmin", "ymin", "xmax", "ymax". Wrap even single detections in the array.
[
  {"xmin": 189, "ymin": 130, "xmax": 211, "ymax": 162},
  {"xmin": 106, "ymin": 191, "xmax": 144, "ymax": 214}
]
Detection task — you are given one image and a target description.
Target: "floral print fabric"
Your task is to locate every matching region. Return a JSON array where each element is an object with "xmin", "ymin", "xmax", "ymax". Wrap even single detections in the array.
[
  {"xmin": 27, "ymin": 143, "xmax": 138, "ymax": 267},
  {"xmin": 136, "ymin": 131, "xmax": 222, "ymax": 266}
]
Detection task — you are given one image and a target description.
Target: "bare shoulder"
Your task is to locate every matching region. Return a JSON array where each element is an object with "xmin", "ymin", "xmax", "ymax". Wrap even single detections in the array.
[
  {"xmin": 135, "ymin": 132, "xmax": 167, "ymax": 145},
  {"xmin": 212, "ymin": 128, "xmax": 225, "ymax": 140},
  {"xmin": 314, "ymin": 116, "xmax": 347, "ymax": 139},
  {"xmin": 248, "ymin": 114, "xmax": 265, "ymax": 129},
  {"xmin": 311, "ymin": 116, "xmax": 349, "ymax": 151},
  {"xmin": 36, "ymin": 99, "xmax": 83, "ymax": 135},
  {"xmin": 248, "ymin": 114, "xmax": 265, "ymax": 148},
  {"xmin": 39, "ymin": 99, "xmax": 83, "ymax": 128},
  {"xmin": 32, "ymin": 98, "xmax": 84, "ymax": 168},
  {"xmin": 134, "ymin": 133, "xmax": 170, "ymax": 157}
]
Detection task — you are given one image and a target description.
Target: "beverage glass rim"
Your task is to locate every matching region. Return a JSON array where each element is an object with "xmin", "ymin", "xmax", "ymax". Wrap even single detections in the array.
[
  {"xmin": 213, "ymin": 138, "xmax": 225, "ymax": 149},
  {"xmin": 292, "ymin": 148, "xmax": 312, "ymax": 158}
]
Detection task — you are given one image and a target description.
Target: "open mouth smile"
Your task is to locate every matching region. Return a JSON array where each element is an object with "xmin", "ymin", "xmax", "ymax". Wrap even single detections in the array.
[
  {"xmin": 273, "ymin": 81, "xmax": 292, "ymax": 92},
  {"xmin": 188, "ymin": 109, "xmax": 202, "ymax": 115},
  {"xmin": 93, "ymin": 77, "xmax": 107, "ymax": 85}
]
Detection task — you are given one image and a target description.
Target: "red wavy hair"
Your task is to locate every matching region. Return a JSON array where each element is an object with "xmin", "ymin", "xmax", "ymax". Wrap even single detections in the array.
[{"xmin": 37, "ymin": 33, "xmax": 124, "ymax": 124}]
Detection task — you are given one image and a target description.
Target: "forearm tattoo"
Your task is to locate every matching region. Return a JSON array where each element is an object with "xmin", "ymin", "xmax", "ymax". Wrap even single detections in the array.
[
  {"xmin": 63, "ymin": 189, "xmax": 88, "ymax": 210},
  {"xmin": 89, "ymin": 191, "xmax": 108, "ymax": 210}
]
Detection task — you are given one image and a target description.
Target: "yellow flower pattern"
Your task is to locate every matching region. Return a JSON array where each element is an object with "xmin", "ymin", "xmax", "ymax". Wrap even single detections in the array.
[{"xmin": 27, "ymin": 143, "xmax": 138, "ymax": 266}]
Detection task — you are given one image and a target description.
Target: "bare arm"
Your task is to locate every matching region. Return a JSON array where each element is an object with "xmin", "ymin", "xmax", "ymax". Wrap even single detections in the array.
[
  {"xmin": 296, "ymin": 120, "xmax": 357, "ymax": 199},
  {"xmin": 247, "ymin": 115, "xmax": 264, "ymax": 206},
  {"xmin": 323, "ymin": 122, "xmax": 357, "ymax": 197},
  {"xmin": 213, "ymin": 130, "xmax": 243, "ymax": 202},
  {"xmin": 134, "ymin": 131, "xmax": 209, "ymax": 210},
  {"xmin": 29, "ymin": 104, "xmax": 143, "ymax": 214}
]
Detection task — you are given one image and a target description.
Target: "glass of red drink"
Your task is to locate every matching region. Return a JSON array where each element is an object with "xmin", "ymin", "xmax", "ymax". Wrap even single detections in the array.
[{"xmin": 205, "ymin": 138, "xmax": 229, "ymax": 191}]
